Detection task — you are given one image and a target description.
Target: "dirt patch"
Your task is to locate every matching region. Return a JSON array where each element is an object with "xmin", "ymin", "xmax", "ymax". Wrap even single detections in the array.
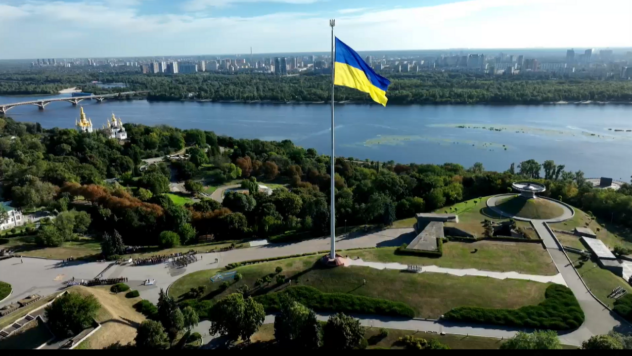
[{"xmin": 70, "ymin": 286, "xmax": 145, "ymax": 349}]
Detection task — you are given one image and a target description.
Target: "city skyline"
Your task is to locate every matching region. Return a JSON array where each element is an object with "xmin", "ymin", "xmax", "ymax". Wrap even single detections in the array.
[{"xmin": 0, "ymin": 0, "xmax": 631, "ymax": 59}]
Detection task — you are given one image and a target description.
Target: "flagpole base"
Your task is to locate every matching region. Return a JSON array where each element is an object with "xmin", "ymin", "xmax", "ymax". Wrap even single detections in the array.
[{"xmin": 319, "ymin": 254, "xmax": 345, "ymax": 268}]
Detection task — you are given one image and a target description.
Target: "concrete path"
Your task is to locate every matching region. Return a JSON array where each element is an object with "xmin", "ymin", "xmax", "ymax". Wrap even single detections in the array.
[
  {"xmin": 209, "ymin": 184, "xmax": 240, "ymax": 203},
  {"xmin": 345, "ymin": 259, "xmax": 567, "ymax": 286},
  {"xmin": 531, "ymin": 220, "xmax": 632, "ymax": 344}
]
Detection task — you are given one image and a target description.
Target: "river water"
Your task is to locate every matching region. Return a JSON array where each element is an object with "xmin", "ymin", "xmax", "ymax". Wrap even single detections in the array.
[{"xmin": 1, "ymin": 93, "xmax": 631, "ymax": 179}]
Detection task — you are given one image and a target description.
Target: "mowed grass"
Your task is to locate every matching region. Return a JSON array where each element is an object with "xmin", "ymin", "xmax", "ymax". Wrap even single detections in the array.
[
  {"xmin": 0, "ymin": 235, "xmax": 102, "ymax": 260},
  {"xmin": 496, "ymin": 196, "xmax": 564, "ymax": 220},
  {"xmin": 550, "ymin": 207, "xmax": 632, "ymax": 250},
  {"xmin": 351, "ymin": 243, "xmax": 558, "ymax": 275},
  {"xmin": 0, "ymin": 293, "xmax": 60, "ymax": 329},
  {"xmin": 119, "ymin": 240, "xmax": 248, "ymax": 260},
  {"xmin": 0, "ymin": 281, "xmax": 11, "ymax": 301},
  {"xmin": 71, "ymin": 285, "xmax": 146, "ymax": 349},
  {"xmin": 568, "ymin": 253, "xmax": 632, "ymax": 309},
  {"xmin": 170, "ymin": 255, "xmax": 549, "ymax": 318},
  {"xmin": 166, "ymin": 193, "xmax": 194, "ymax": 206}
]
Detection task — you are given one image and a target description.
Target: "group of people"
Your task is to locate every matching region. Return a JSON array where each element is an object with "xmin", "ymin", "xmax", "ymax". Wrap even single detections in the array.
[
  {"xmin": 132, "ymin": 250, "xmax": 198, "ymax": 266},
  {"xmin": 169, "ymin": 253, "xmax": 198, "ymax": 268},
  {"xmin": 65, "ymin": 277, "xmax": 128, "ymax": 287}
]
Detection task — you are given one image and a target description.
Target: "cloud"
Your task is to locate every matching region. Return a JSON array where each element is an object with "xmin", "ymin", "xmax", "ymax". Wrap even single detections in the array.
[
  {"xmin": 0, "ymin": 0, "xmax": 629, "ymax": 59},
  {"xmin": 338, "ymin": 8, "xmax": 369, "ymax": 14},
  {"xmin": 183, "ymin": 0, "xmax": 319, "ymax": 12}
]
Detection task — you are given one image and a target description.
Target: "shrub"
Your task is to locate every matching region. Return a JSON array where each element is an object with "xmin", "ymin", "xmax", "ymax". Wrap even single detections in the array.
[
  {"xmin": 276, "ymin": 275, "xmax": 286, "ymax": 285},
  {"xmin": 188, "ymin": 332, "xmax": 202, "ymax": 342},
  {"xmin": 107, "ymin": 254, "xmax": 121, "ymax": 262},
  {"xmin": 234, "ymin": 273, "xmax": 243, "ymax": 282},
  {"xmin": 220, "ymin": 281, "xmax": 230, "ymax": 290},
  {"xmin": 179, "ymin": 299, "xmax": 213, "ymax": 320},
  {"xmin": 275, "ymin": 266, "xmax": 283, "ymax": 274},
  {"xmin": 111, "ymin": 283, "xmax": 130, "ymax": 293},
  {"xmin": 613, "ymin": 294, "xmax": 632, "ymax": 322},
  {"xmin": 256, "ymin": 286, "xmax": 415, "ymax": 318},
  {"xmin": 125, "ymin": 290, "xmax": 140, "ymax": 298},
  {"xmin": 444, "ymin": 285, "xmax": 584, "ymax": 330},
  {"xmin": 134, "ymin": 300, "xmax": 159, "ymax": 320}
]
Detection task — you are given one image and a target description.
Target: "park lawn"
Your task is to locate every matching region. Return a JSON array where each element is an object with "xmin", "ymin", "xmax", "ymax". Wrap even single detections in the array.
[
  {"xmin": 556, "ymin": 233, "xmax": 585, "ymax": 250},
  {"xmin": 568, "ymin": 253, "xmax": 632, "ymax": 309},
  {"xmin": 495, "ymin": 196, "xmax": 564, "ymax": 220},
  {"xmin": 170, "ymin": 255, "xmax": 549, "ymax": 318},
  {"xmin": 549, "ymin": 207, "xmax": 632, "ymax": 250},
  {"xmin": 0, "ymin": 281, "xmax": 11, "ymax": 301},
  {"xmin": 0, "ymin": 293, "xmax": 60, "ymax": 329},
  {"xmin": 351, "ymin": 243, "xmax": 557, "ymax": 276},
  {"xmin": 391, "ymin": 217, "xmax": 416, "ymax": 229},
  {"xmin": 166, "ymin": 193, "xmax": 194, "ymax": 206},
  {"xmin": 71, "ymin": 285, "xmax": 146, "ymax": 349},
  {"xmin": 0, "ymin": 235, "xmax": 102, "ymax": 260},
  {"xmin": 439, "ymin": 196, "xmax": 507, "ymax": 237}
]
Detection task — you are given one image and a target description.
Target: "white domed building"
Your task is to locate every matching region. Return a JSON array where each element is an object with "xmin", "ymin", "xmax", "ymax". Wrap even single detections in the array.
[{"xmin": 103, "ymin": 113, "xmax": 128, "ymax": 140}]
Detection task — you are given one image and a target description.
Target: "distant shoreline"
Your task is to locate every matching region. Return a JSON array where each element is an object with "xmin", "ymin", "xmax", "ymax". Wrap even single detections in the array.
[{"xmin": 182, "ymin": 99, "xmax": 632, "ymax": 106}]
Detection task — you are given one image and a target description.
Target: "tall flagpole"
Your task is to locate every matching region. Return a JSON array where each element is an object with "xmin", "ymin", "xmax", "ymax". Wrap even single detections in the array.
[{"xmin": 329, "ymin": 19, "xmax": 336, "ymax": 260}]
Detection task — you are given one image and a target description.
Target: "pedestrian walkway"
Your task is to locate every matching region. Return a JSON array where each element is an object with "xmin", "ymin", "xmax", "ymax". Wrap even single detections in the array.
[{"xmin": 345, "ymin": 258, "xmax": 567, "ymax": 286}]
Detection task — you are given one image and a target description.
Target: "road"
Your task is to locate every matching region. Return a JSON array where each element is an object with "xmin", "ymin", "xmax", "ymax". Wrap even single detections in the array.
[{"xmin": 209, "ymin": 184, "xmax": 240, "ymax": 203}]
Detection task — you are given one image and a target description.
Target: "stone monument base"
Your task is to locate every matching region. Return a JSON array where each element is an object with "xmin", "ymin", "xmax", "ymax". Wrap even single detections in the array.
[{"xmin": 319, "ymin": 254, "xmax": 345, "ymax": 268}]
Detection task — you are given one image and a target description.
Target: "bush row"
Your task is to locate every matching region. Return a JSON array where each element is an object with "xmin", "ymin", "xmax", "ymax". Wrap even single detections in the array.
[
  {"xmin": 255, "ymin": 286, "xmax": 415, "ymax": 318},
  {"xmin": 444, "ymin": 285, "xmax": 584, "ymax": 330},
  {"xmin": 110, "ymin": 283, "xmax": 130, "ymax": 293},
  {"xmin": 179, "ymin": 299, "xmax": 214, "ymax": 320},
  {"xmin": 134, "ymin": 300, "xmax": 158, "ymax": 320},
  {"xmin": 125, "ymin": 290, "xmax": 140, "ymax": 298},
  {"xmin": 613, "ymin": 294, "xmax": 632, "ymax": 323}
]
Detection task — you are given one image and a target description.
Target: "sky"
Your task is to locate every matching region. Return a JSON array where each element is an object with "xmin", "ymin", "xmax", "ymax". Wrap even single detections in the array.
[{"xmin": 0, "ymin": 0, "xmax": 630, "ymax": 59}]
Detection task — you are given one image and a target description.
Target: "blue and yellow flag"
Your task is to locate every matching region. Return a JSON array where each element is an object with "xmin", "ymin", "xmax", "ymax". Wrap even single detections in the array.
[{"xmin": 334, "ymin": 38, "xmax": 391, "ymax": 106}]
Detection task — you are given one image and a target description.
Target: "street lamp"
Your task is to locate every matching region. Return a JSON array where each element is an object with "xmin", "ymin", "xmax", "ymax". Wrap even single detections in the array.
[{"xmin": 345, "ymin": 219, "xmax": 347, "ymax": 235}]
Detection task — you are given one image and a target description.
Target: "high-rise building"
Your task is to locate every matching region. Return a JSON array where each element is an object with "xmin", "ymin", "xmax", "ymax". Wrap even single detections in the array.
[
  {"xmin": 523, "ymin": 58, "xmax": 539, "ymax": 71},
  {"xmin": 517, "ymin": 55, "xmax": 524, "ymax": 68},
  {"xmin": 292, "ymin": 57, "xmax": 298, "ymax": 69},
  {"xmin": 151, "ymin": 62, "xmax": 160, "ymax": 74},
  {"xmin": 280, "ymin": 57, "xmax": 287, "ymax": 75},
  {"xmin": 365, "ymin": 56, "xmax": 373, "ymax": 66},
  {"xmin": 159, "ymin": 61, "xmax": 167, "ymax": 73},
  {"xmin": 167, "ymin": 62, "xmax": 179, "ymax": 74},
  {"xmin": 179, "ymin": 63, "xmax": 198, "ymax": 74},
  {"xmin": 207, "ymin": 60, "xmax": 219, "ymax": 71},
  {"xmin": 140, "ymin": 64, "xmax": 150, "ymax": 74},
  {"xmin": 198, "ymin": 60, "xmax": 206, "ymax": 72},
  {"xmin": 584, "ymin": 49, "xmax": 593, "ymax": 62},
  {"xmin": 600, "ymin": 50, "xmax": 614, "ymax": 62},
  {"xmin": 566, "ymin": 49, "xmax": 575, "ymax": 63}
]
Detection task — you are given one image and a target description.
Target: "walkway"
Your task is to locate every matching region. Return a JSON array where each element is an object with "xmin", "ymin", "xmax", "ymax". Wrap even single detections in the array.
[
  {"xmin": 209, "ymin": 184, "xmax": 240, "ymax": 203},
  {"xmin": 345, "ymin": 259, "xmax": 567, "ymax": 286},
  {"xmin": 531, "ymin": 220, "xmax": 632, "ymax": 343}
]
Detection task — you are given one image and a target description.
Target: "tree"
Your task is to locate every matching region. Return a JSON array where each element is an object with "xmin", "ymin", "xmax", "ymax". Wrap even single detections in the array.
[
  {"xmin": 323, "ymin": 313, "xmax": 364, "ymax": 350},
  {"xmin": 45, "ymin": 292, "xmax": 101, "ymax": 337},
  {"xmin": 36, "ymin": 225, "xmax": 64, "ymax": 247},
  {"xmin": 220, "ymin": 213, "xmax": 249, "ymax": 238},
  {"xmin": 469, "ymin": 162, "xmax": 485, "ymax": 174},
  {"xmin": 135, "ymin": 320, "xmax": 169, "ymax": 349},
  {"xmin": 543, "ymin": 160, "xmax": 556, "ymax": 180},
  {"xmin": 101, "ymin": 230, "xmax": 126, "ymax": 258},
  {"xmin": 582, "ymin": 335, "xmax": 623, "ymax": 350},
  {"xmin": 137, "ymin": 188, "xmax": 153, "ymax": 201},
  {"xmin": 263, "ymin": 161, "xmax": 279, "ymax": 180},
  {"xmin": 241, "ymin": 179, "xmax": 259, "ymax": 196},
  {"xmin": 274, "ymin": 298, "xmax": 322, "ymax": 349},
  {"xmin": 184, "ymin": 180, "xmax": 203, "ymax": 195},
  {"xmin": 141, "ymin": 173, "xmax": 170, "ymax": 195},
  {"xmin": 159, "ymin": 231, "xmax": 181, "ymax": 248},
  {"xmin": 608, "ymin": 331, "xmax": 632, "ymax": 349},
  {"xmin": 613, "ymin": 245, "xmax": 631, "ymax": 257},
  {"xmin": 236, "ymin": 156, "xmax": 253, "ymax": 178},
  {"xmin": 500, "ymin": 331, "xmax": 561, "ymax": 349},
  {"xmin": 223, "ymin": 191, "xmax": 257, "ymax": 213},
  {"xmin": 177, "ymin": 223, "xmax": 197, "ymax": 245},
  {"xmin": 166, "ymin": 308, "xmax": 185, "ymax": 343},
  {"xmin": 208, "ymin": 293, "xmax": 265, "ymax": 343},
  {"xmin": 0, "ymin": 203, "xmax": 8, "ymax": 226},
  {"xmin": 182, "ymin": 306, "xmax": 199, "ymax": 331},
  {"xmin": 11, "ymin": 177, "xmax": 57, "ymax": 209},
  {"xmin": 184, "ymin": 129, "xmax": 206, "ymax": 147},
  {"xmin": 187, "ymin": 147, "xmax": 208, "ymax": 167}
]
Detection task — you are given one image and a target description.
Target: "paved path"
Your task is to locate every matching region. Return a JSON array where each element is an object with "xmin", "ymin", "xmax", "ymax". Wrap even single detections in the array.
[
  {"xmin": 531, "ymin": 220, "xmax": 632, "ymax": 344},
  {"xmin": 346, "ymin": 259, "xmax": 567, "ymax": 286},
  {"xmin": 209, "ymin": 184, "xmax": 240, "ymax": 203}
]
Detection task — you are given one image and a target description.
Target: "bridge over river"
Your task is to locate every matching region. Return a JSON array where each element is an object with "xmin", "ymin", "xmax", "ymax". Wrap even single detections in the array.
[{"xmin": 0, "ymin": 91, "xmax": 148, "ymax": 115}]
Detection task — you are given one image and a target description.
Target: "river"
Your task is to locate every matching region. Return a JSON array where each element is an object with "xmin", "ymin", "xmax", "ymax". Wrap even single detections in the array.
[{"xmin": 1, "ymin": 93, "xmax": 631, "ymax": 180}]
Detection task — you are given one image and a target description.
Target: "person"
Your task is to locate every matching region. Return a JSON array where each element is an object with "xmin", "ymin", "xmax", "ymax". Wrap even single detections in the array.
[{"xmin": 21, "ymin": 257, "xmax": 23, "ymax": 264}]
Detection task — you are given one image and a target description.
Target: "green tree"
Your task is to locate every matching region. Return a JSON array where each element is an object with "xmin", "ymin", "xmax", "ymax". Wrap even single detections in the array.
[
  {"xmin": 0, "ymin": 203, "xmax": 8, "ymax": 226},
  {"xmin": 177, "ymin": 223, "xmax": 197, "ymax": 245},
  {"xmin": 323, "ymin": 313, "xmax": 364, "ymax": 350},
  {"xmin": 36, "ymin": 225, "xmax": 64, "ymax": 247},
  {"xmin": 187, "ymin": 147, "xmax": 209, "ymax": 167},
  {"xmin": 469, "ymin": 162, "xmax": 485, "ymax": 174},
  {"xmin": 135, "ymin": 320, "xmax": 169, "ymax": 349},
  {"xmin": 45, "ymin": 292, "xmax": 101, "ymax": 337},
  {"xmin": 223, "ymin": 191, "xmax": 257, "ymax": 213},
  {"xmin": 184, "ymin": 129, "xmax": 206, "ymax": 147},
  {"xmin": 241, "ymin": 179, "xmax": 259, "ymax": 196},
  {"xmin": 11, "ymin": 177, "xmax": 57, "ymax": 209},
  {"xmin": 182, "ymin": 306, "xmax": 199, "ymax": 331},
  {"xmin": 137, "ymin": 188, "xmax": 153, "ymax": 201},
  {"xmin": 613, "ymin": 245, "xmax": 630, "ymax": 257},
  {"xmin": 159, "ymin": 231, "xmax": 181, "ymax": 248},
  {"xmin": 500, "ymin": 331, "xmax": 562, "ymax": 349},
  {"xmin": 582, "ymin": 335, "xmax": 623, "ymax": 350},
  {"xmin": 141, "ymin": 173, "xmax": 170, "ymax": 195},
  {"xmin": 274, "ymin": 298, "xmax": 322, "ymax": 349},
  {"xmin": 208, "ymin": 293, "xmax": 265, "ymax": 343},
  {"xmin": 166, "ymin": 308, "xmax": 185, "ymax": 343},
  {"xmin": 101, "ymin": 230, "xmax": 125, "ymax": 258},
  {"xmin": 184, "ymin": 180, "xmax": 203, "ymax": 195}
]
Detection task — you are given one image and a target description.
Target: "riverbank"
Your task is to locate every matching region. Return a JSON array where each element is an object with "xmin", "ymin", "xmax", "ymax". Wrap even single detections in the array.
[{"xmin": 58, "ymin": 87, "xmax": 81, "ymax": 94}]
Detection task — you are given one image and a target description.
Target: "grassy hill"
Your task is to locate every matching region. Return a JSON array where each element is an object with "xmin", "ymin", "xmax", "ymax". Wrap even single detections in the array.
[{"xmin": 496, "ymin": 196, "xmax": 563, "ymax": 220}]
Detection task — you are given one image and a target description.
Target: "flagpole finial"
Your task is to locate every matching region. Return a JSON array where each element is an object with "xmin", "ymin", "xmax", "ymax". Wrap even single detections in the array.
[{"xmin": 330, "ymin": 19, "xmax": 335, "ymax": 27}]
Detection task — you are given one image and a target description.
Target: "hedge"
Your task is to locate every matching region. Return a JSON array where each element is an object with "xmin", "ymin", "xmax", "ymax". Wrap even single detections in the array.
[
  {"xmin": 110, "ymin": 283, "xmax": 130, "ymax": 293},
  {"xmin": 613, "ymin": 294, "xmax": 632, "ymax": 322},
  {"xmin": 134, "ymin": 300, "xmax": 159, "ymax": 320},
  {"xmin": 395, "ymin": 238, "xmax": 443, "ymax": 257},
  {"xmin": 179, "ymin": 299, "xmax": 214, "ymax": 320},
  {"xmin": 225, "ymin": 247, "xmax": 378, "ymax": 270},
  {"xmin": 444, "ymin": 284, "xmax": 584, "ymax": 330},
  {"xmin": 125, "ymin": 290, "xmax": 140, "ymax": 298},
  {"xmin": 255, "ymin": 286, "xmax": 415, "ymax": 318}
]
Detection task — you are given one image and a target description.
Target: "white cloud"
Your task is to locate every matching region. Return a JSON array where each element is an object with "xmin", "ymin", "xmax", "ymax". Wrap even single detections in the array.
[
  {"xmin": 338, "ymin": 8, "xmax": 369, "ymax": 14},
  {"xmin": 0, "ymin": 0, "xmax": 629, "ymax": 59},
  {"xmin": 183, "ymin": 0, "xmax": 319, "ymax": 12}
]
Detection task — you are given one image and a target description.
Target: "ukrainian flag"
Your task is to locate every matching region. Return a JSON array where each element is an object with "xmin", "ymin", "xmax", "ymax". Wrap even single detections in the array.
[{"xmin": 334, "ymin": 38, "xmax": 391, "ymax": 106}]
